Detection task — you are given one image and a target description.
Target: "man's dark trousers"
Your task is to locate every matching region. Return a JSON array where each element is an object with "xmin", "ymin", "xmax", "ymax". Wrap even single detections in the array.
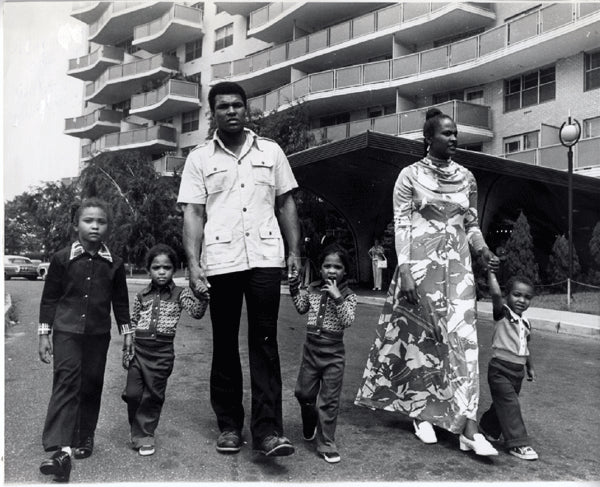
[
  {"xmin": 42, "ymin": 331, "xmax": 111, "ymax": 450},
  {"xmin": 207, "ymin": 267, "xmax": 283, "ymax": 445}
]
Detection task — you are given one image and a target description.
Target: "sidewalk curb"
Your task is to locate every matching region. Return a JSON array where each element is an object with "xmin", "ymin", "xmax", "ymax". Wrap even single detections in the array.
[{"xmin": 127, "ymin": 278, "xmax": 600, "ymax": 339}]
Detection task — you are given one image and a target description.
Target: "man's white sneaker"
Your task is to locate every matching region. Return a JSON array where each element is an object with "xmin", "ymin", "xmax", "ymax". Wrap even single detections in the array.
[{"xmin": 509, "ymin": 445, "xmax": 538, "ymax": 460}]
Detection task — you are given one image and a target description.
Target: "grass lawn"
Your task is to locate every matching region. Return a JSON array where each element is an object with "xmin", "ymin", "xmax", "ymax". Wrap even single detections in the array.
[{"xmin": 531, "ymin": 291, "xmax": 600, "ymax": 316}]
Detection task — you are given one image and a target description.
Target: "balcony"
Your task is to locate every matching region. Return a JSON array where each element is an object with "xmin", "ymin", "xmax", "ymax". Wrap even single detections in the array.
[
  {"xmin": 215, "ymin": 2, "xmax": 268, "ymax": 17},
  {"xmin": 503, "ymin": 136, "xmax": 600, "ymax": 172},
  {"xmin": 67, "ymin": 46, "xmax": 124, "ymax": 82},
  {"xmin": 82, "ymin": 125, "xmax": 178, "ymax": 159},
  {"xmin": 70, "ymin": 2, "xmax": 108, "ymax": 24},
  {"xmin": 133, "ymin": 4, "xmax": 204, "ymax": 53},
  {"xmin": 64, "ymin": 109, "xmax": 123, "ymax": 140},
  {"xmin": 153, "ymin": 155, "xmax": 186, "ymax": 176},
  {"xmin": 247, "ymin": 3, "xmax": 600, "ymax": 117},
  {"xmin": 247, "ymin": 2, "xmax": 391, "ymax": 44},
  {"xmin": 89, "ymin": 1, "xmax": 173, "ymax": 45},
  {"xmin": 130, "ymin": 79, "xmax": 200, "ymax": 120},
  {"xmin": 85, "ymin": 53, "xmax": 179, "ymax": 105},
  {"xmin": 311, "ymin": 101, "xmax": 492, "ymax": 147},
  {"xmin": 213, "ymin": 2, "xmax": 495, "ymax": 94}
]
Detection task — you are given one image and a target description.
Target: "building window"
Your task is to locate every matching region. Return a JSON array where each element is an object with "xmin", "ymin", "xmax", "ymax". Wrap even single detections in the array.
[
  {"xmin": 181, "ymin": 146, "xmax": 193, "ymax": 158},
  {"xmin": 116, "ymin": 37, "xmax": 140, "ymax": 55},
  {"xmin": 504, "ymin": 66, "xmax": 555, "ymax": 111},
  {"xmin": 112, "ymin": 99, "xmax": 130, "ymax": 116},
  {"xmin": 465, "ymin": 88, "xmax": 485, "ymax": 105},
  {"xmin": 185, "ymin": 39, "xmax": 202, "ymax": 62},
  {"xmin": 503, "ymin": 131, "xmax": 539, "ymax": 153},
  {"xmin": 182, "ymin": 110, "xmax": 199, "ymax": 133},
  {"xmin": 583, "ymin": 116, "xmax": 600, "ymax": 139},
  {"xmin": 319, "ymin": 113, "xmax": 350, "ymax": 128},
  {"xmin": 460, "ymin": 143, "xmax": 483, "ymax": 152},
  {"xmin": 584, "ymin": 51, "xmax": 600, "ymax": 91},
  {"xmin": 214, "ymin": 23, "xmax": 233, "ymax": 51},
  {"xmin": 433, "ymin": 90, "xmax": 464, "ymax": 104}
]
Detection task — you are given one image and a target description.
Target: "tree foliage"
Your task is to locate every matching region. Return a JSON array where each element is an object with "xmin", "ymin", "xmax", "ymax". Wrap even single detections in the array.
[
  {"xmin": 4, "ymin": 181, "xmax": 78, "ymax": 258},
  {"xmin": 503, "ymin": 211, "xmax": 540, "ymax": 284},
  {"xmin": 586, "ymin": 221, "xmax": 600, "ymax": 284},
  {"xmin": 546, "ymin": 234, "xmax": 581, "ymax": 284},
  {"xmin": 78, "ymin": 150, "xmax": 183, "ymax": 267}
]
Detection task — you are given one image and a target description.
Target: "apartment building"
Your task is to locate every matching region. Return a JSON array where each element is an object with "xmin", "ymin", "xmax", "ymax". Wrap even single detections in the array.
[{"xmin": 65, "ymin": 1, "xmax": 600, "ymax": 178}]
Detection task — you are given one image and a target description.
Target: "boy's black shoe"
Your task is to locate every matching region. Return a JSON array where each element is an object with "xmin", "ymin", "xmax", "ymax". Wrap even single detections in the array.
[
  {"xmin": 300, "ymin": 403, "xmax": 318, "ymax": 441},
  {"xmin": 73, "ymin": 437, "xmax": 94, "ymax": 459},
  {"xmin": 254, "ymin": 434, "xmax": 295, "ymax": 457},
  {"xmin": 40, "ymin": 450, "xmax": 71, "ymax": 482},
  {"xmin": 216, "ymin": 430, "xmax": 242, "ymax": 453}
]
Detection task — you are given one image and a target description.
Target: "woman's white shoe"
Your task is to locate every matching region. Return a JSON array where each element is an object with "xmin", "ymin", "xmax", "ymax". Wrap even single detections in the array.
[
  {"xmin": 459, "ymin": 433, "xmax": 498, "ymax": 456},
  {"xmin": 413, "ymin": 420, "xmax": 437, "ymax": 444}
]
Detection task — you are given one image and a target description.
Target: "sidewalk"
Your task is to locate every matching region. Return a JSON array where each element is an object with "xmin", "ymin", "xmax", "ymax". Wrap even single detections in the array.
[{"xmin": 127, "ymin": 277, "xmax": 600, "ymax": 338}]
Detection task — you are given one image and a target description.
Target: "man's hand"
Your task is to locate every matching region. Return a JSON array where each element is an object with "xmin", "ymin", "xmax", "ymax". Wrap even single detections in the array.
[
  {"xmin": 287, "ymin": 252, "xmax": 302, "ymax": 280},
  {"xmin": 189, "ymin": 265, "xmax": 210, "ymax": 299},
  {"xmin": 481, "ymin": 247, "xmax": 500, "ymax": 273},
  {"xmin": 38, "ymin": 335, "xmax": 52, "ymax": 364}
]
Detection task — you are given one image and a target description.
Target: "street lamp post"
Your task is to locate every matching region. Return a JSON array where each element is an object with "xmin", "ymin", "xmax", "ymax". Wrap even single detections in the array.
[{"xmin": 558, "ymin": 115, "xmax": 581, "ymax": 310}]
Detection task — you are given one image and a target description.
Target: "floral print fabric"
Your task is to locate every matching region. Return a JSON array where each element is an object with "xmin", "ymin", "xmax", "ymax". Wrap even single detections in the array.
[{"xmin": 355, "ymin": 157, "xmax": 485, "ymax": 434}]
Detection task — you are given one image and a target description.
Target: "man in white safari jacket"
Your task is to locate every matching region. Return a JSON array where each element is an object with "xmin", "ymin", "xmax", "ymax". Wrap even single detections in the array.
[{"xmin": 177, "ymin": 81, "xmax": 301, "ymax": 457}]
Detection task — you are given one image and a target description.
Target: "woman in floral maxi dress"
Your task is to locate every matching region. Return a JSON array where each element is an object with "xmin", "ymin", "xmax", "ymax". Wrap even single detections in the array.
[{"xmin": 355, "ymin": 108, "xmax": 499, "ymax": 456}]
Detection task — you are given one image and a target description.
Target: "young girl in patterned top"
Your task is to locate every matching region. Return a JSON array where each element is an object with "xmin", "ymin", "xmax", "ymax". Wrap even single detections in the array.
[
  {"xmin": 122, "ymin": 244, "xmax": 209, "ymax": 456},
  {"xmin": 288, "ymin": 243, "xmax": 357, "ymax": 464}
]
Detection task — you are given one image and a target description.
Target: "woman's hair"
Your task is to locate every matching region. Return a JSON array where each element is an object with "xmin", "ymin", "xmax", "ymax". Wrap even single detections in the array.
[
  {"xmin": 72, "ymin": 197, "xmax": 111, "ymax": 224},
  {"xmin": 318, "ymin": 243, "xmax": 350, "ymax": 272},
  {"xmin": 145, "ymin": 243, "xmax": 179, "ymax": 270},
  {"xmin": 505, "ymin": 275, "xmax": 536, "ymax": 296},
  {"xmin": 422, "ymin": 107, "xmax": 453, "ymax": 156},
  {"xmin": 208, "ymin": 81, "xmax": 247, "ymax": 112}
]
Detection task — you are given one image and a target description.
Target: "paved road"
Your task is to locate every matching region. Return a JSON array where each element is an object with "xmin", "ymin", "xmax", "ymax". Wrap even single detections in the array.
[{"xmin": 4, "ymin": 279, "xmax": 600, "ymax": 484}]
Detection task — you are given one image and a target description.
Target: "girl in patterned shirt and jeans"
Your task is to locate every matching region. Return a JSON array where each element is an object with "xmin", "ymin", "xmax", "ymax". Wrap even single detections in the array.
[
  {"xmin": 122, "ymin": 244, "xmax": 209, "ymax": 456},
  {"xmin": 288, "ymin": 244, "xmax": 357, "ymax": 464}
]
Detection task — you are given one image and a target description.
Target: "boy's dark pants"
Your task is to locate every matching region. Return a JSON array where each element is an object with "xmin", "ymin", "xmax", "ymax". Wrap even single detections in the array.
[
  {"xmin": 480, "ymin": 357, "xmax": 530, "ymax": 448},
  {"xmin": 43, "ymin": 331, "xmax": 111, "ymax": 451},
  {"xmin": 295, "ymin": 335, "xmax": 345, "ymax": 454},
  {"xmin": 123, "ymin": 340, "xmax": 174, "ymax": 448},
  {"xmin": 207, "ymin": 268, "xmax": 283, "ymax": 445}
]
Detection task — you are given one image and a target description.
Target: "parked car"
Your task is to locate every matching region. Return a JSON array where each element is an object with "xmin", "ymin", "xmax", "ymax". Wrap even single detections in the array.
[
  {"xmin": 4, "ymin": 255, "xmax": 39, "ymax": 280},
  {"xmin": 37, "ymin": 262, "xmax": 50, "ymax": 280}
]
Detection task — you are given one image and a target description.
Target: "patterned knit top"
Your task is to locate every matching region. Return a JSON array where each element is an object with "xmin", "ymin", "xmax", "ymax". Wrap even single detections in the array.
[
  {"xmin": 290, "ymin": 279, "xmax": 356, "ymax": 339},
  {"xmin": 132, "ymin": 281, "xmax": 208, "ymax": 342}
]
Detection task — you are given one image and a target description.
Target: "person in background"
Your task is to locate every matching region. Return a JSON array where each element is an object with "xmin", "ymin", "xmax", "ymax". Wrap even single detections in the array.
[
  {"xmin": 479, "ymin": 270, "xmax": 538, "ymax": 461},
  {"xmin": 368, "ymin": 238, "xmax": 386, "ymax": 291},
  {"xmin": 177, "ymin": 81, "xmax": 301, "ymax": 457},
  {"xmin": 355, "ymin": 108, "xmax": 500, "ymax": 457},
  {"xmin": 38, "ymin": 197, "xmax": 132, "ymax": 482},
  {"xmin": 122, "ymin": 244, "xmax": 209, "ymax": 456}
]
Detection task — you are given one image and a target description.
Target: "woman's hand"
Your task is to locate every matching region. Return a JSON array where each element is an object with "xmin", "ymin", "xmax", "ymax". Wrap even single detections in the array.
[
  {"xmin": 38, "ymin": 335, "xmax": 52, "ymax": 364},
  {"xmin": 480, "ymin": 248, "xmax": 500, "ymax": 273},
  {"xmin": 399, "ymin": 264, "xmax": 419, "ymax": 305}
]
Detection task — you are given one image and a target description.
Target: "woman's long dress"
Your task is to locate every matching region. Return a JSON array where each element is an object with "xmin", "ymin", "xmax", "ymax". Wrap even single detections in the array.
[{"xmin": 355, "ymin": 157, "xmax": 487, "ymax": 434}]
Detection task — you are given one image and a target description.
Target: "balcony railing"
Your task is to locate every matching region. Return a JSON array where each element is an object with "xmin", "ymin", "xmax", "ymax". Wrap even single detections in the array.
[
  {"xmin": 214, "ymin": 2, "xmax": 493, "ymax": 80},
  {"xmin": 503, "ymin": 136, "xmax": 600, "ymax": 170},
  {"xmin": 133, "ymin": 4, "xmax": 203, "ymax": 41},
  {"xmin": 153, "ymin": 155, "xmax": 186, "ymax": 175},
  {"xmin": 85, "ymin": 53, "xmax": 179, "ymax": 101},
  {"xmin": 71, "ymin": 2, "xmax": 107, "ymax": 24},
  {"xmin": 67, "ymin": 46, "xmax": 124, "ymax": 80},
  {"xmin": 247, "ymin": 2, "xmax": 600, "ymax": 114},
  {"xmin": 248, "ymin": 2, "xmax": 295, "ymax": 31},
  {"xmin": 131, "ymin": 79, "xmax": 199, "ymax": 111},
  {"xmin": 65, "ymin": 108, "xmax": 123, "ymax": 132},
  {"xmin": 89, "ymin": 1, "xmax": 146, "ymax": 38},
  {"xmin": 311, "ymin": 100, "xmax": 491, "ymax": 145},
  {"xmin": 82, "ymin": 125, "xmax": 177, "ymax": 158}
]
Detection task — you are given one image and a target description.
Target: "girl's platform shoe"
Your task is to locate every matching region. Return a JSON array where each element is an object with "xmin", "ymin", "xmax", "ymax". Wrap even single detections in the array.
[
  {"xmin": 459, "ymin": 433, "xmax": 498, "ymax": 456},
  {"xmin": 413, "ymin": 420, "xmax": 437, "ymax": 444}
]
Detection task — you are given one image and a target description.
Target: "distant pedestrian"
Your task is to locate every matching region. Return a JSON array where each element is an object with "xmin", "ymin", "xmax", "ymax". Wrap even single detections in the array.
[
  {"xmin": 38, "ymin": 197, "xmax": 132, "ymax": 483},
  {"xmin": 122, "ymin": 244, "xmax": 209, "ymax": 456},
  {"xmin": 368, "ymin": 239, "xmax": 386, "ymax": 291},
  {"xmin": 479, "ymin": 270, "xmax": 538, "ymax": 461},
  {"xmin": 288, "ymin": 244, "xmax": 357, "ymax": 464}
]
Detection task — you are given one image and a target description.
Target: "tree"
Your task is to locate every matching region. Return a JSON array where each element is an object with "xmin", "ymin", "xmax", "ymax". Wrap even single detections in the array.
[
  {"xmin": 503, "ymin": 211, "xmax": 540, "ymax": 285},
  {"xmin": 79, "ymin": 151, "xmax": 183, "ymax": 267},
  {"xmin": 586, "ymin": 221, "xmax": 600, "ymax": 284},
  {"xmin": 546, "ymin": 234, "xmax": 581, "ymax": 285}
]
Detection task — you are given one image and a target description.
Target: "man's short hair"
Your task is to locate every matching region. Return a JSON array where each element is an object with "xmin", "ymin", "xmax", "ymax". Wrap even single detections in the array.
[{"xmin": 208, "ymin": 82, "xmax": 247, "ymax": 112}]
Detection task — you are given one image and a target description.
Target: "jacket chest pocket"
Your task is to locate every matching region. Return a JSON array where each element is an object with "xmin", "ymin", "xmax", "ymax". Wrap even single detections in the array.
[
  {"xmin": 250, "ymin": 159, "xmax": 275, "ymax": 186},
  {"xmin": 205, "ymin": 166, "xmax": 232, "ymax": 194}
]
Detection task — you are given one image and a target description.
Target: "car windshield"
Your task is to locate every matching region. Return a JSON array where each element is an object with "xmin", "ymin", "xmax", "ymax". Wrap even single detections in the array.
[{"xmin": 9, "ymin": 258, "xmax": 31, "ymax": 264}]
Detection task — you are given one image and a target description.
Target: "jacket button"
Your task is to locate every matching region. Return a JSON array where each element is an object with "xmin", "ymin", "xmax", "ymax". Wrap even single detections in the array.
[
  {"xmin": 243, "ymin": 208, "xmax": 247, "ymax": 212},
  {"xmin": 241, "ymin": 183, "xmax": 245, "ymax": 188},
  {"xmin": 216, "ymin": 236, "xmax": 220, "ymax": 240},
  {"xmin": 245, "ymin": 232, "xmax": 249, "ymax": 237}
]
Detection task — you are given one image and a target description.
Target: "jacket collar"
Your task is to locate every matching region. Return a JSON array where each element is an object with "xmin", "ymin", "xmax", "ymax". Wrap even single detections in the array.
[
  {"xmin": 70, "ymin": 241, "xmax": 113, "ymax": 263},
  {"xmin": 209, "ymin": 128, "xmax": 266, "ymax": 156},
  {"xmin": 503, "ymin": 303, "xmax": 530, "ymax": 330},
  {"xmin": 141, "ymin": 279, "xmax": 176, "ymax": 297}
]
